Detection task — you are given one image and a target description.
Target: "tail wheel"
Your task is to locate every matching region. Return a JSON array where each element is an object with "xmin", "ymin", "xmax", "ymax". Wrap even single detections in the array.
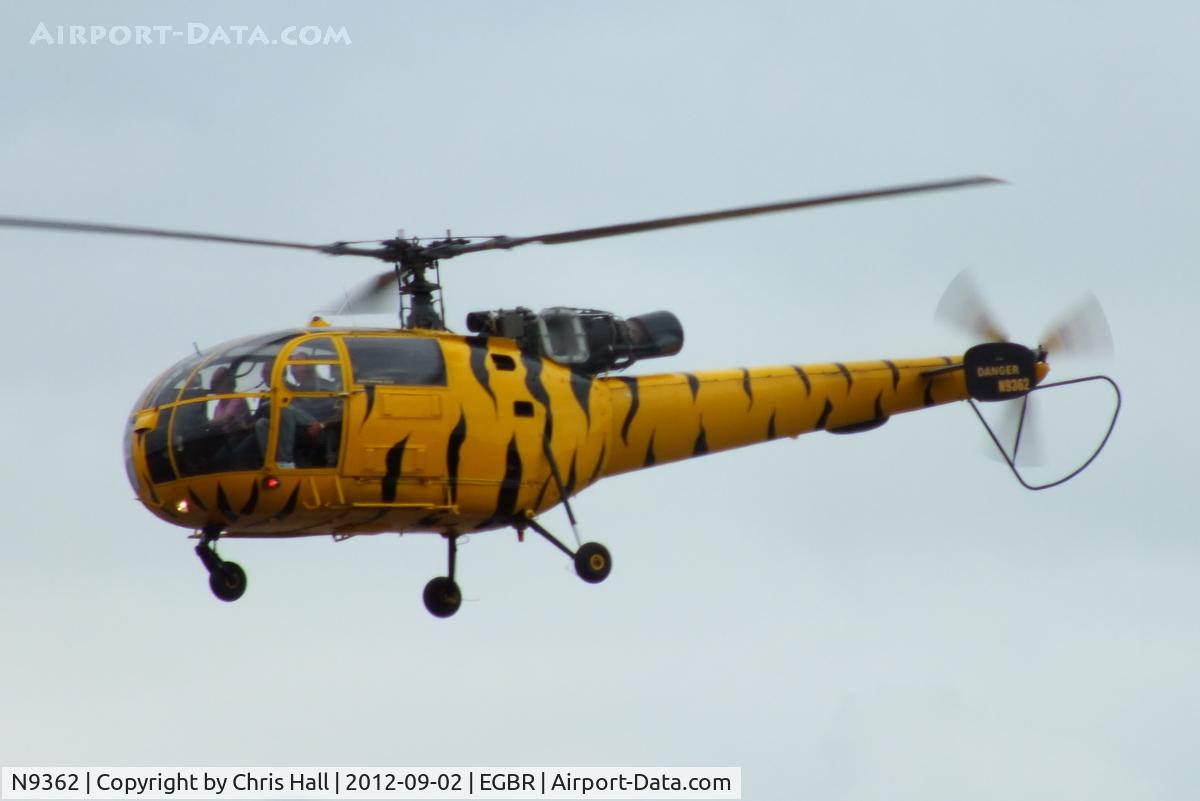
[
  {"xmin": 574, "ymin": 542, "xmax": 612, "ymax": 584},
  {"xmin": 423, "ymin": 576, "xmax": 462, "ymax": 618},
  {"xmin": 209, "ymin": 561, "xmax": 247, "ymax": 602}
]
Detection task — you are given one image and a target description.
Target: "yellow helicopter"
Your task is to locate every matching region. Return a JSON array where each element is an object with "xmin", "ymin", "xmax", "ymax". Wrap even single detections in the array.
[{"xmin": 0, "ymin": 177, "xmax": 1120, "ymax": 617}]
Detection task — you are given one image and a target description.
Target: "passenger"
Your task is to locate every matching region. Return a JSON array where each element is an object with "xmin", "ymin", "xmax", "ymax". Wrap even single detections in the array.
[
  {"xmin": 210, "ymin": 367, "xmax": 252, "ymax": 434},
  {"xmin": 209, "ymin": 366, "xmax": 254, "ymax": 471}
]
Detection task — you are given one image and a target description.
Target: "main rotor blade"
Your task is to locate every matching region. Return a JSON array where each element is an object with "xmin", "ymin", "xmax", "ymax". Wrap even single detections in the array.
[
  {"xmin": 934, "ymin": 269, "xmax": 1009, "ymax": 343},
  {"xmin": 437, "ymin": 176, "xmax": 1004, "ymax": 257},
  {"xmin": 0, "ymin": 216, "xmax": 388, "ymax": 258},
  {"xmin": 317, "ymin": 270, "xmax": 398, "ymax": 315}
]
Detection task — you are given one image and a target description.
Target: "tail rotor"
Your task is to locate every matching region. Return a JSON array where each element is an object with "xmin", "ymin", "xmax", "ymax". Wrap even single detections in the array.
[{"xmin": 935, "ymin": 270, "xmax": 1121, "ymax": 489}]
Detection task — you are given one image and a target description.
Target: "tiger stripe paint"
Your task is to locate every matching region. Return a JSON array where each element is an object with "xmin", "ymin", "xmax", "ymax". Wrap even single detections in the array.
[
  {"xmin": 127, "ymin": 328, "xmax": 1043, "ymax": 541},
  {"xmin": 792, "ymin": 366, "xmax": 812, "ymax": 397},
  {"xmin": 446, "ymin": 411, "xmax": 467, "ymax": 504},
  {"xmin": 465, "ymin": 336, "xmax": 496, "ymax": 411},
  {"xmin": 217, "ymin": 483, "xmax": 238, "ymax": 523},
  {"xmin": 596, "ymin": 357, "xmax": 989, "ymax": 480},
  {"xmin": 617, "ymin": 376, "xmax": 639, "ymax": 446},
  {"xmin": 239, "ymin": 481, "xmax": 259, "ymax": 516}
]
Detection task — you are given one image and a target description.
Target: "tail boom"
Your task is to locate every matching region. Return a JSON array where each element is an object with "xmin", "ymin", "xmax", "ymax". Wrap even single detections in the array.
[{"xmin": 597, "ymin": 356, "xmax": 972, "ymax": 478}]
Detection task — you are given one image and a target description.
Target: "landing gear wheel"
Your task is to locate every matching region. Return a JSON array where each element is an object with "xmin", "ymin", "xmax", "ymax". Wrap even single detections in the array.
[
  {"xmin": 423, "ymin": 576, "xmax": 462, "ymax": 618},
  {"xmin": 209, "ymin": 561, "xmax": 247, "ymax": 602},
  {"xmin": 574, "ymin": 542, "xmax": 612, "ymax": 584}
]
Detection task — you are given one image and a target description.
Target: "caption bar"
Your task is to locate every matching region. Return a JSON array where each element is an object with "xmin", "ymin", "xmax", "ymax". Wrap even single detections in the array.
[{"xmin": 2, "ymin": 768, "xmax": 740, "ymax": 800}]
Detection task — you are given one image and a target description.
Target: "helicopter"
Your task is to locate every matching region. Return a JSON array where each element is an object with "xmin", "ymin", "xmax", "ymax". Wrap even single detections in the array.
[{"xmin": 0, "ymin": 176, "xmax": 1120, "ymax": 617}]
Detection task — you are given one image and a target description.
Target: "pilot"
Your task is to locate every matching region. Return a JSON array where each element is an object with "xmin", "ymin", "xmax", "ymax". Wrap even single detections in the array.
[
  {"xmin": 172, "ymin": 372, "xmax": 211, "ymax": 474},
  {"xmin": 288, "ymin": 361, "xmax": 339, "ymax": 467},
  {"xmin": 251, "ymin": 360, "xmax": 321, "ymax": 469}
]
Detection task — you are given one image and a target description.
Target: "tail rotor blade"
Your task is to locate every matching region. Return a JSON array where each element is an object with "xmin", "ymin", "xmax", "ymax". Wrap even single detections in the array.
[
  {"xmin": 935, "ymin": 270, "xmax": 1009, "ymax": 343},
  {"xmin": 980, "ymin": 396, "xmax": 1045, "ymax": 467},
  {"xmin": 1040, "ymin": 292, "xmax": 1114, "ymax": 360},
  {"xmin": 1004, "ymin": 396, "xmax": 1046, "ymax": 467}
]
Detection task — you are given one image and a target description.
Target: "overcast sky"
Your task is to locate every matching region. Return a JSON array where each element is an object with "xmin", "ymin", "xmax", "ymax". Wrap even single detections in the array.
[{"xmin": 1, "ymin": 2, "xmax": 1197, "ymax": 799}]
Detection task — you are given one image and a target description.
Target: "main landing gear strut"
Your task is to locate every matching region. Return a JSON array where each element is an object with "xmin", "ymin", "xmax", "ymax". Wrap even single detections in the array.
[
  {"xmin": 196, "ymin": 524, "xmax": 247, "ymax": 603},
  {"xmin": 519, "ymin": 514, "xmax": 613, "ymax": 584},
  {"xmin": 419, "ymin": 516, "xmax": 612, "ymax": 618}
]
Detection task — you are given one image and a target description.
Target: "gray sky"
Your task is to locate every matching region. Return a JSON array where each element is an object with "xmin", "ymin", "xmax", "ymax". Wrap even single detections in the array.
[{"xmin": 1, "ymin": 2, "xmax": 1196, "ymax": 799}]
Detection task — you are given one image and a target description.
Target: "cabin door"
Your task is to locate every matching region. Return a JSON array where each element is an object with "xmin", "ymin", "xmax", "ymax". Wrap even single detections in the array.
[{"xmin": 339, "ymin": 336, "xmax": 450, "ymax": 509}]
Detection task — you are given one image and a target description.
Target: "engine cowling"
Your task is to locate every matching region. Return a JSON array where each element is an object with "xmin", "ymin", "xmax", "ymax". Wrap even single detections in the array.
[{"xmin": 465, "ymin": 307, "xmax": 684, "ymax": 373}]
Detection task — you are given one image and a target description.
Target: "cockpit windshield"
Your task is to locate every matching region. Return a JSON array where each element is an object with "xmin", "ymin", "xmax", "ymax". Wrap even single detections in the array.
[
  {"xmin": 174, "ymin": 334, "xmax": 294, "ymax": 477},
  {"xmin": 140, "ymin": 332, "xmax": 301, "ymax": 482}
]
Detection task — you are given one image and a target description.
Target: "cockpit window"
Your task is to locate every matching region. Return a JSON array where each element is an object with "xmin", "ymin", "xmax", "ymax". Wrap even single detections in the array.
[
  {"xmin": 141, "ymin": 332, "xmax": 300, "ymax": 410},
  {"xmin": 190, "ymin": 333, "xmax": 295, "ymax": 398},
  {"xmin": 150, "ymin": 352, "xmax": 208, "ymax": 408},
  {"xmin": 286, "ymin": 337, "xmax": 343, "ymax": 392},
  {"xmin": 164, "ymin": 333, "xmax": 297, "ymax": 478},
  {"xmin": 288, "ymin": 337, "xmax": 339, "ymax": 361},
  {"xmin": 344, "ymin": 337, "xmax": 446, "ymax": 386}
]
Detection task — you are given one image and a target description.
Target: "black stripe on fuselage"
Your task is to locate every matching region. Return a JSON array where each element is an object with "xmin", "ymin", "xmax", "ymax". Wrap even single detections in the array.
[
  {"xmin": 740, "ymin": 368, "xmax": 754, "ymax": 410},
  {"xmin": 217, "ymin": 483, "xmax": 238, "ymax": 523},
  {"xmin": 381, "ymin": 434, "xmax": 410, "ymax": 503},
  {"xmin": 587, "ymin": 441, "xmax": 607, "ymax": 486},
  {"xmin": 684, "ymin": 373, "xmax": 700, "ymax": 402},
  {"xmin": 187, "ymin": 488, "xmax": 208, "ymax": 512},
  {"xmin": 644, "ymin": 432, "xmax": 656, "ymax": 468},
  {"xmin": 767, "ymin": 410, "xmax": 777, "ymax": 441},
  {"xmin": 815, "ymin": 398, "xmax": 833, "ymax": 430},
  {"xmin": 884, "ymin": 360, "xmax": 900, "ymax": 390},
  {"xmin": 835, "ymin": 362, "xmax": 853, "ymax": 392},
  {"xmin": 534, "ymin": 475, "xmax": 552, "ymax": 510},
  {"xmin": 463, "ymin": 335, "xmax": 492, "ymax": 410},
  {"xmin": 523, "ymin": 354, "xmax": 554, "ymax": 443},
  {"xmin": 564, "ymin": 450, "xmax": 578, "ymax": 498},
  {"xmin": 466, "ymin": 336, "xmax": 497, "ymax": 411},
  {"xmin": 792, "ymin": 366, "xmax": 811, "ymax": 396},
  {"xmin": 273, "ymin": 485, "xmax": 300, "ymax": 522},
  {"xmin": 570, "ymin": 369, "xmax": 592, "ymax": 427},
  {"xmin": 446, "ymin": 411, "xmax": 467, "ymax": 505},
  {"xmin": 616, "ymin": 376, "xmax": 639, "ymax": 446},
  {"xmin": 693, "ymin": 421, "xmax": 709, "ymax": 456},
  {"xmin": 240, "ymin": 481, "xmax": 259, "ymax": 516},
  {"xmin": 477, "ymin": 435, "xmax": 524, "ymax": 530},
  {"xmin": 361, "ymin": 384, "xmax": 376, "ymax": 428}
]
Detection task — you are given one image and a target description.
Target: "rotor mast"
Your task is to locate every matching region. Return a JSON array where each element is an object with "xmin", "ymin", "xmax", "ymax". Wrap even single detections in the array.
[
  {"xmin": 395, "ymin": 254, "xmax": 444, "ymax": 330},
  {"xmin": 388, "ymin": 232, "xmax": 469, "ymax": 330}
]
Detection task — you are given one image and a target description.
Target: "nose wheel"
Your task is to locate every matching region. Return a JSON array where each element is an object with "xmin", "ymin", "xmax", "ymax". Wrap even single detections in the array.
[{"xmin": 196, "ymin": 525, "xmax": 247, "ymax": 603}]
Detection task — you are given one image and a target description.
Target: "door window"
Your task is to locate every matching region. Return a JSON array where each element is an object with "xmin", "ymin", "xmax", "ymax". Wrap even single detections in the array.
[{"xmin": 344, "ymin": 337, "xmax": 446, "ymax": 386}]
